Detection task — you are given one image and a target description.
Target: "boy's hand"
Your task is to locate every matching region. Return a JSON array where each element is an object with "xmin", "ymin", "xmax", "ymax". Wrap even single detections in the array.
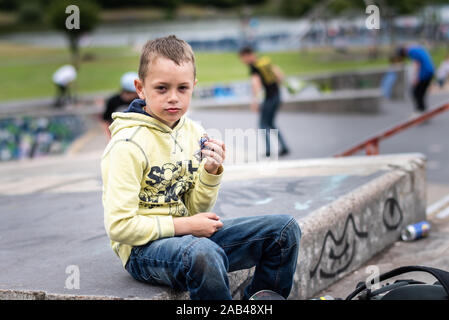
[
  {"xmin": 202, "ymin": 138, "xmax": 226, "ymax": 175},
  {"xmin": 173, "ymin": 212, "xmax": 223, "ymax": 237}
]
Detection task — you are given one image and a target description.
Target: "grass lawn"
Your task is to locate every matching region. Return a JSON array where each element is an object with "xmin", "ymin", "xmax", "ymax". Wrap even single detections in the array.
[{"xmin": 0, "ymin": 42, "xmax": 447, "ymax": 102}]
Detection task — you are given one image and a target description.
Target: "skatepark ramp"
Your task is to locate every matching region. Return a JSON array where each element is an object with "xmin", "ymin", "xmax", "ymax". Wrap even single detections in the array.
[{"xmin": 0, "ymin": 151, "xmax": 426, "ymax": 300}]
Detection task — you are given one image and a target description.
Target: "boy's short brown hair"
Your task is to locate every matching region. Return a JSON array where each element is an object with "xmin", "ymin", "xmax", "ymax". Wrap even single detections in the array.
[{"xmin": 138, "ymin": 35, "xmax": 196, "ymax": 82}]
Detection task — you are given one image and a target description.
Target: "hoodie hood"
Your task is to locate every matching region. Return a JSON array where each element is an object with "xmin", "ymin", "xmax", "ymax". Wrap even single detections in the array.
[
  {"xmin": 124, "ymin": 98, "xmax": 152, "ymax": 117},
  {"xmin": 109, "ymin": 98, "xmax": 185, "ymax": 152}
]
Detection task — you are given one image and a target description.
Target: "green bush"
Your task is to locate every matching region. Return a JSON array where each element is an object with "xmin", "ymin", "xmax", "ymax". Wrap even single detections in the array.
[
  {"xmin": 279, "ymin": 0, "xmax": 315, "ymax": 17},
  {"xmin": 17, "ymin": 2, "xmax": 43, "ymax": 24},
  {"xmin": 47, "ymin": 0, "xmax": 100, "ymax": 35},
  {"xmin": 47, "ymin": 0, "xmax": 100, "ymax": 70}
]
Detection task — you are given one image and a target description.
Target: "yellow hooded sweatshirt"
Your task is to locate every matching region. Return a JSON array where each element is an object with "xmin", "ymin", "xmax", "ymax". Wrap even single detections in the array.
[{"xmin": 101, "ymin": 99, "xmax": 223, "ymax": 268}]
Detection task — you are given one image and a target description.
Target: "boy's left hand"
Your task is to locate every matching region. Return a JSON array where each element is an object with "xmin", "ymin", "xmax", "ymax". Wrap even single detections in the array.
[{"xmin": 202, "ymin": 138, "xmax": 226, "ymax": 175}]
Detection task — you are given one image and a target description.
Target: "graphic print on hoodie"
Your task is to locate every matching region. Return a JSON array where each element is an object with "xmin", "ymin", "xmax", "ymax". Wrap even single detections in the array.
[{"xmin": 101, "ymin": 99, "xmax": 224, "ymax": 267}]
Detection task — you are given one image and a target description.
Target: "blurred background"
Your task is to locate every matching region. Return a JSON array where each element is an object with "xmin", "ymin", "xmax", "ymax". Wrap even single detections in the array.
[
  {"xmin": 0, "ymin": 0, "xmax": 448, "ymax": 174},
  {"xmin": 0, "ymin": 0, "xmax": 448, "ymax": 100},
  {"xmin": 1, "ymin": 0, "xmax": 449, "ymax": 301}
]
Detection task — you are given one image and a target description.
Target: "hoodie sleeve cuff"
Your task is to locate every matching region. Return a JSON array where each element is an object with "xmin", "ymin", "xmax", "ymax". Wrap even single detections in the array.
[
  {"xmin": 156, "ymin": 215, "xmax": 175, "ymax": 238},
  {"xmin": 199, "ymin": 164, "xmax": 223, "ymax": 188}
]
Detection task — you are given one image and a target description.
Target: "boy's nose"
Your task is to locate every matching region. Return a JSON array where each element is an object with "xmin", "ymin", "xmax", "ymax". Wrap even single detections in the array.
[{"xmin": 167, "ymin": 89, "xmax": 179, "ymax": 103}]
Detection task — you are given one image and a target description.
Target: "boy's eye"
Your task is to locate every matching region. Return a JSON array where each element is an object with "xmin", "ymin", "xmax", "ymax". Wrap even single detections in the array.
[
  {"xmin": 179, "ymin": 86, "xmax": 189, "ymax": 91},
  {"xmin": 156, "ymin": 86, "xmax": 166, "ymax": 91}
]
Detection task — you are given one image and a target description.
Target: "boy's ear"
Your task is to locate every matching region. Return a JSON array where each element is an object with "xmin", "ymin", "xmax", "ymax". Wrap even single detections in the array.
[
  {"xmin": 134, "ymin": 79, "xmax": 145, "ymax": 100},
  {"xmin": 194, "ymin": 78, "xmax": 198, "ymax": 87}
]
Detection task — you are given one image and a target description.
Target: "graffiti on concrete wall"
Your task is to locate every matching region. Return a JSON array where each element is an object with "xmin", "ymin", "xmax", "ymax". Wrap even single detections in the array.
[
  {"xmin": 309, "ymin": 197, "xmax": 403, "ymax": 280},
  {"xmin": 382, "ymin": 197, "xmax": 403, "ymax": 231},
  {"xmin": 309, "ymin": 213, "xmax": 368, "ymax": 279},
  {"xmin": 0, "ymin": 115, "xmax": 85, "ymax": 161}
]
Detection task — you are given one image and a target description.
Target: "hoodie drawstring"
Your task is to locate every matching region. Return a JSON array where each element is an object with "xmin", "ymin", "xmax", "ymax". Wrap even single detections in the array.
[{"xmin": 170, "ymin": 130, "xmax": 183, "ymax": 154}]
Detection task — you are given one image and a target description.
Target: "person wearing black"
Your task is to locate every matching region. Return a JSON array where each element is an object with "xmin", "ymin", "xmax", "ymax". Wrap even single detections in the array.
[
  {"xmin": 52, "ymin": 65, "xmax": 77, "ymax": 108},
  {"xmin": 102, "ymin": 72, "xmax": 139, "ymax": 138},
  {"xmin": 239, "ymin": 46, "xmax": 289, "ymax": 157},
  {"xmin": 103, "ymin": 94, "xmax": 135, "ymax": 124},
  {"xmin": 396, "ymin": 45, "xmax": 435, "ymax": 116}
]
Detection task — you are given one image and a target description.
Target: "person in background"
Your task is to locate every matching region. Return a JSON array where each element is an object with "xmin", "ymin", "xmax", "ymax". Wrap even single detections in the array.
[
  {"xmin": 436, "ymin": 53, "xmax": 449, "ymax": 89},
  {"xmin": 381, "ymin": 55, "xmax": 401, "ymax": 99},
  {"xmin": 238, "ymin": 46, "xmax": 290, "ymax": 158},
  {"xmin": 102, "ymin": 72, "xmax": 139, "ymax": 139},
  {"xmin": 396, "ymin": 45, "xmax": 435, "ymax": 116},
  {"xmin": 52, "ymin": 64, "xmax": 77, "ymax": 108}
]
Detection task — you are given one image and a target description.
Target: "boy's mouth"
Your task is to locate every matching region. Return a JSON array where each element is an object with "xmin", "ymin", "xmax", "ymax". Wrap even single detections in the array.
[{"xmin": 166, "ymin": 108, "xmax": 181, "ymax": 113}]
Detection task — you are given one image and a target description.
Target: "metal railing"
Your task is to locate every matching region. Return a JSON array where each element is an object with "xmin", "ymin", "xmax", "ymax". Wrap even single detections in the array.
[{"xmin": 334, "ymin": 102, "xmax": 449, "ymax": 157}]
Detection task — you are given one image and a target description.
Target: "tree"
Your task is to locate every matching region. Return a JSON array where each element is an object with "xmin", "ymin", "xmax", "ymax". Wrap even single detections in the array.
[
  {"xmin": 279, "ymin": 0, "xmax": 448, "ymax": 51},
  {"xmin": 280, "ymin": 0, "xmax": 448, "ymax": 18},
  {"xmin": 47, "ymin": 0, "xmax": 100, "ymax": 70},
  {"xmin": 279, "ymin": 0, "xmax": 315, "ymax": 18}
]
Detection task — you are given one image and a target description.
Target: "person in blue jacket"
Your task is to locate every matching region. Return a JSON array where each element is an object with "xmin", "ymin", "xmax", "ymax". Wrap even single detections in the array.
[{"xmin": 397, "ymin": 45, "xmax": 435, "ymax": 115}]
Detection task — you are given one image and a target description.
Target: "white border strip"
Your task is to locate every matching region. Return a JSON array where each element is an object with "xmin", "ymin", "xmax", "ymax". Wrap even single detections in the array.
[
  {"xmin": 427, "ymin": 194, "xmax": 449, "ymax": 218},
  {"xmin": 436, "ymin": 206, "xmax": 449, "ymax": 219}
]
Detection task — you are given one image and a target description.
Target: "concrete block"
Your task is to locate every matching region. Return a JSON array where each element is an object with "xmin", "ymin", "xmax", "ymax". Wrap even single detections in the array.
[
  {"xmin": 291, "ymin": 155, "xmax": 426, "ymax": 298},
  {"xmin": 282, "ymin": 89, "xmax": 381, "ymax": 113},
  {"xmin": 0, "ymin": 290, "xmax": 46, "ymax": 300},
  {"xmin": 0, "ymin": 152, "xmax": 426, "ymax": 300},
  {"xmin": 191, "ymin": 89, "xmax": 381, "ymax": 114}
]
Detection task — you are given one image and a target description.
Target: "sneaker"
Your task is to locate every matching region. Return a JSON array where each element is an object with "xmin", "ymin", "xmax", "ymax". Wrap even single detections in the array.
[{"xmin": 409, "ymin": 111, "xmax": 423, "ymax": 120}]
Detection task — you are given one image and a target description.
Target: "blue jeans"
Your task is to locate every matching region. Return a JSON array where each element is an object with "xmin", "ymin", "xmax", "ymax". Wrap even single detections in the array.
[
  {"xmin": 259, "ymin": 94, "xmax": 289, "ymax": 156},
  {"xmin": 125, "ymin": 214, "xmax": 301, "ymax": 300}
]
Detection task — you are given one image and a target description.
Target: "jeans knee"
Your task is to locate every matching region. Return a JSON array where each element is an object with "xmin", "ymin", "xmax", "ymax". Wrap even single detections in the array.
[
  {"xmin": 185, "ymin": 238, "xmax": 228, "ymax": 275},
  {"xmin": 278, "ymin": 215, "xmax": 301, "ymax": 250}
]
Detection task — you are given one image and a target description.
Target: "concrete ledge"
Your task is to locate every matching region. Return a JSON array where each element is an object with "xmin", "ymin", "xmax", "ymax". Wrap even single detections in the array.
[
  {"xmin": 0, "ymin": 289, "xmax": 122, "ymax": 300},
  {"xmin": 282, "ymin": 89, "xmax": 381, "ymax": 113},
  {"xmin": 294, "ymin": 156, "xmax": 426, "ymax": 298},
  {"xmin": 191, "ymin": 89, "xmax": 381, "ymax": 114},
  {"xmin": 297, "ymin": 66, "xmax": 406, "ymax": 101},
  {"xmin": 191, "ymin": 66, "xmax": 405, "ymax": 104},
  {"xmin": 0, "ymin": 92, "xmax": 110, "ymax": 118},
  {"xmin": 219, "ymin": 153, "xmax": 426, "ymax": 299},
  {"xmin": 0, "ymin": 153, "xmax": 426, "ymax": 300}
]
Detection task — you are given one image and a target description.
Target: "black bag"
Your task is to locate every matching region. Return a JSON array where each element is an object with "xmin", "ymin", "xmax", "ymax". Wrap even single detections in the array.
[{"xmin": 345, "ymin": 266, "xmax": 449, "ymax": 300}]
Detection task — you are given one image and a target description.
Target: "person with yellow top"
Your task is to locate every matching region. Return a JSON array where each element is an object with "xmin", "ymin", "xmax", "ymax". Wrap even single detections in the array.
[
  {"xmin": 101, "ymin": 35, "xmax": 301, "ymax": 300},
  {"xmin": 239, "ymin": 46, "xmax": 290, "ymax": 158}
]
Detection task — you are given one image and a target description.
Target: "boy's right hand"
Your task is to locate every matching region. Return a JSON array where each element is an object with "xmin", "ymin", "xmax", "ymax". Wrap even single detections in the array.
[{"xmin": 173, "ymin": 212, "xmax": 223, "ymax": 237}]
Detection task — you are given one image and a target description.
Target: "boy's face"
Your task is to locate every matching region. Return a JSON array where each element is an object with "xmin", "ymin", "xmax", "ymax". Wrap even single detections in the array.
[{"xmin": 135, "ymin": 56, "xmax": 197, "ymax": 129}]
